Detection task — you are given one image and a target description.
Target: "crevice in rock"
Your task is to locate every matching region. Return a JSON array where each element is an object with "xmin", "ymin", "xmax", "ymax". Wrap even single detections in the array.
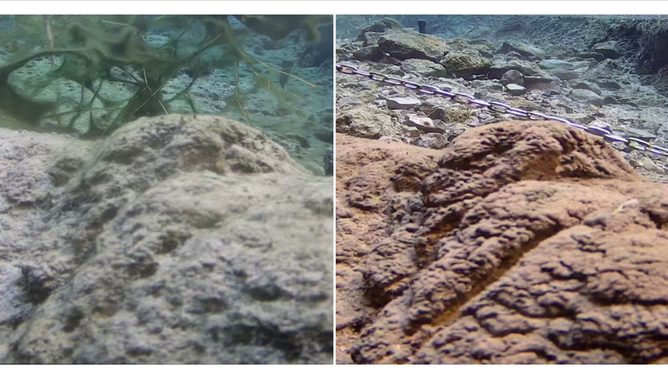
[{"xmin": 406, "ymin": 225, "xmax": 566, "ymax": 339}]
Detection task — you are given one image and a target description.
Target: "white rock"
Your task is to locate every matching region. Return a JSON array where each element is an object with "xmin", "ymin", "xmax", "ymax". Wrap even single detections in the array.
[
  {"xmin": 506, "ymin": 83, "xmax": 527, "ymax": 95},
  {"xmin": 386, "ymin": 97, "xmax": 420, "ymax": 110}
]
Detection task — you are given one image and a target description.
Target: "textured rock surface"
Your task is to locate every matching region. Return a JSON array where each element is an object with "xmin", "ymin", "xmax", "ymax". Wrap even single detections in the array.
[
  {"xmin": 336, "ymin": 120, "xmax": 668, "ymax": 364},
  {"xmin": 0, "ymin": 114, "xmax": 333, "ymax": 364},
  {"xmin": 377, "ymin": 30, "xmax": 449, "ymax": 62}
]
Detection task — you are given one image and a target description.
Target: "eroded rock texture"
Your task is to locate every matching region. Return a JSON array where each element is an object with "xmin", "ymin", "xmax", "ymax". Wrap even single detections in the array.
[
  {"xmin": 336, "ymin": 120, "xmax": 668, "ymax": 364},
  {"xmin": 0, "ymin": 114, "xmax": 333, "ymax": 364}
]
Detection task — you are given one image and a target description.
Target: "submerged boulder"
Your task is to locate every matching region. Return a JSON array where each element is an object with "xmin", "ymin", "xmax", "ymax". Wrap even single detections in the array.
[
  {"xmin": 336, "ymin": 120, "xmax": 668, "ymax": 364},
  {"xmin": 0, "ymin": 114, "xmax": 333, "ymax": 364}
]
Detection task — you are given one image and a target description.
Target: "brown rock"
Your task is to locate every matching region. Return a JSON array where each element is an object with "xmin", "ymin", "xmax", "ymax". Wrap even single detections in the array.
[{"xmin": 336, "ymin": 120, "xmax": 668, "ymax": 364}]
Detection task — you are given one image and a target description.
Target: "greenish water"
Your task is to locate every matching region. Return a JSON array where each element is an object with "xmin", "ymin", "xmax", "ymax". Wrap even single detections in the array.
[
  {"xmin": 0, "ymin": 15, "xmax": 333, "ymax": 174},
  {"xmin": 0, "ymin": 109, "xmax": 52, "ymax": 133}
]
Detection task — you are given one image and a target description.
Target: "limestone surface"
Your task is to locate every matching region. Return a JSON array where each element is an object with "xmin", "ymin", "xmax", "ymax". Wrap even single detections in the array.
[
  {"xmin": 336, "ymin": 120, "xmax": 668, "ymax": 364},
  {"xmin": 0, "ymin": 114, "xmax": 333, "ymax": 364}
]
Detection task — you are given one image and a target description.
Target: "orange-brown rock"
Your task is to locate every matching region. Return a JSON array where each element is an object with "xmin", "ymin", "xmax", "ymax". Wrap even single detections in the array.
[{"xmin": 336, "ymin": 120, "xmax": 668, "ymax": 364}]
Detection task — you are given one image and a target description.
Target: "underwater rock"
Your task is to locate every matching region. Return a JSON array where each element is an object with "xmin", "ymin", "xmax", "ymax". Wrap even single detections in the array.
[
  {"xmin": 569, "ymin": 88, "xmax": 604, "ymax": 106},
  {"xmin": 489, "ymin": 56, "xmax": 544, "ymax": 79},
  {"xmin": 400, "ymin": 59, "xmax": 448, "ymax": 78},
  {"xmin": 0, "ymin": 115, "xmax": 333, "ymax": 364},
  {"xmin": 581, "ymin": 59, "xmax": 619, "ymax": 83},
  {"xmin": 593, "ymin": 40, "xmax": 622, "ymax": 59},
  {"xmin": 357, "ymin": 17, "xmax": 403, "ymax": 38},
  {"xmin": 551, "ymin": 69, "xmax": 580, "ymax": 80},
  {"xmin": 523, "ymin": 75, "xmax": 555, "ymax": 90},
  {"xmin": 91, "ymin": 79, "xmax": 138, "ymax": 104},
  {"xmin": 336, "ymin": 105, "xmax": 389, "ymax": 139},
  {"xmin": 336, "ymin": 120, "xmax": 668, "ymax": 364},
  {"xmin": 471, "ymin": 80, "xmax": 505, "ymax": 93},
  {"xmin": 499, "ymin": 69, "xmax": 524, "ymax": 86},
  {"xmin": 406, "ymin": 114, "xmax": 435, "ymax": 130},
  {"xmin": 577, "ymin": 51, "xmax": 606, "ymax": 61},
  {"xmin": 499, "ymin": 41, "xmax": 546, "ymax": 60},
  {"xmin": 439, "ymin": 51, "xmax": 492, "ymax": 79},
  {"xmin": 233, "ymin": 15, "xmax": 331, "ymax": 42},
  {"xmin": 377, "ymin": 30, "xmax": 450, "ymax": 62},
  {"xmin": 386, "ymin": 97, "xmax": 421, "ymax": 110},
  {"xmin": 538, "ymin": 59, "xmax": 575, "ymax": 70},
  {"xmin": 573, "ymin": 81, "xmax": 603, "ymax": 95},
  {"xmin": 412, "ymin": 133, "xmax": 448, "ymax": 149},
  {"xmin": 505, "ymin": 83, "xmax": 526, "ymax": 95},
  {"xmin": 351, "ymin": 45, "xmax": 384, "ymax": 62}
]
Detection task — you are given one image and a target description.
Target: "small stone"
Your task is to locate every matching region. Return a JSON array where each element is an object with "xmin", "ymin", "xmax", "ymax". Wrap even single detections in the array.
[
  {"xmin": 569, "ymin": 88, "xmax": 603, "ymax": 106},
  {"xmin": 638, "ymin": 156, "xmax": 664, "ymax": 174},
  {"xmin": 506, "ymin": 84, "xmax": 527, "ymax": 95},
  {"xmin": 427, "ymin": 107, "xmax": 448, "ymax": 121},
  {"xmin": 386, "ymin": 97, "xmax": 421, "ymax": 110},
  {"xmin": 552, "ymin": 70, "xmax": 579, "ymax": 80},
  {"xmin": 556, "ymin": 103, "xmax": 574, "ymax": 113},
  {"xmin": 500, "ymin": 69, "xmax": 524, "ymax": 86},
  {"xmin": 499, "ymin": 41, "xmax": 546, "ymax": 60},
  {"xmin": 538, "ymin": 59, "xmax": 575, "ymax": 70},
  {"xmin": 406, "ymin": 114, "xmax": 434, "ymax": 128},
  {"xmin": 626, "ymin": 127, "xmax": 656, "ymax": 141},
  {"xmin": 577, "ymin": 51, "xmax": 606, "ymax": 61},
  {"xmin": 352, "ymin": 46, "xmax": 383, "ymax": 61},
  {"xmin": 603, "ymin": 96, "xmax": 618, "ymax": 105},
  {"xmin": 401, "ymin": 59, "xmax": 449, "ymax": 78},
  {"xmin": 412, "ymin": 133, "xmax": 449, "ymax": 149},
  {"xmin": 593, "ymin": 40, "xmax": 622, "ymax": 59},
  {"xmin": 598, "ymin": 81, "xmax": 621, "ymax": 90},
  {"xmin": 574, "ymin": 81, "xmax": 602, "ymax": 95}
]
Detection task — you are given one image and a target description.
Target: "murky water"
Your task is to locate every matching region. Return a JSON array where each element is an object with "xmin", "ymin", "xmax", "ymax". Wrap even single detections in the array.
[{"xmin": 0, "ymin": 15, "xmax": 333, "ymax": 174}]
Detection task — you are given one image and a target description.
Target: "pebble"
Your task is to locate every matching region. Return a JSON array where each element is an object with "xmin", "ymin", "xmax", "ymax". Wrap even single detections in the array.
[
  {"xmin": 387, "ymin": 97, "xmax": 421, "ymax": 110},
  {"xmin": 506, "ymin": 84, "xmax": 527, "ymax": 95}
]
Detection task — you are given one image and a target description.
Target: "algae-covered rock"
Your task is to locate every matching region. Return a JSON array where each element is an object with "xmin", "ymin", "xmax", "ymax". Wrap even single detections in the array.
[
  {"xmin": 378, "ymin": 30, "xmax": 449, "ymax": 62},
  {"xmin": 400, "ymin": 59, "xmax": 448, "ymax": 78},
  {"xmin": 336, "ymin": 105, "xmax": 390, "ymax": 138},
  {"xmin": 440, "ymin": 51, "xmax": 491, "ymax": 78}
]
